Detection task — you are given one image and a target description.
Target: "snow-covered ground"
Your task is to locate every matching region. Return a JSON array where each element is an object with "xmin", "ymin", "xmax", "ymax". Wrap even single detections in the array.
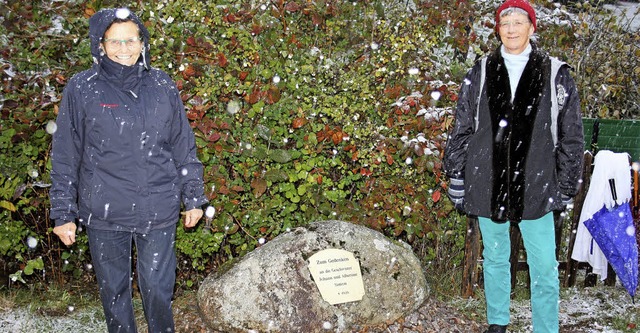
[
  {"xmin": 604, "ymin": 1, "xmax": 640, "ymax": 30},
  {"xmin": 452, "ymin": 282, "xmax": 639, "ymax": 333},
  {"xmin": 1, "ymin": 281, "xmax": 637, "ymax": 332},
  {"xmin": 520, "ymin": 284, "xmax": 638, "ymax": 332},
  {"xmin": 0, "ymin": 305, "xmax": 107, "ymax": 332}
]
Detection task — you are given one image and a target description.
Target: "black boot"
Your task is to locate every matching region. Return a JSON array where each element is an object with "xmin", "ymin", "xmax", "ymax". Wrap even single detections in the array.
[{"xmin": 484, "ymin": 324, "xmax": 507, "ymax": 333}]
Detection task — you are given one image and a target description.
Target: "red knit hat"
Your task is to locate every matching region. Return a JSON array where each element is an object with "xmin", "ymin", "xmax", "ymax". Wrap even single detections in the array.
[{"xmin": 496, "ymin": 0, "xmax": 537, "ymax": 32}]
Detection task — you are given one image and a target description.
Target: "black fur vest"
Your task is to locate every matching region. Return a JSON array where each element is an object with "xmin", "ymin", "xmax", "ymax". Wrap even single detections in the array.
[{"xmin": 485, "ymin": 47, "xmax": 551, "ymax": 222}]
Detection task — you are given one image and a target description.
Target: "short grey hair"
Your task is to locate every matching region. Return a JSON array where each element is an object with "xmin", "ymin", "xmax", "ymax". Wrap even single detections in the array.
[{"xmin": 500, "ymin": 7, "xmax": 530, "ymax": 21}]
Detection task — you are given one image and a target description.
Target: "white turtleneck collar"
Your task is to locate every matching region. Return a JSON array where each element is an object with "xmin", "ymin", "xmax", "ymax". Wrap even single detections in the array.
[{"xmin": 501, "ymin": 44, "xmax": 532, "ymax": 102}]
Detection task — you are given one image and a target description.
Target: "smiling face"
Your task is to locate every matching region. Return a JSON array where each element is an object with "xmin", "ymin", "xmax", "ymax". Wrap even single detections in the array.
[
  {"xmin": 101, "ymin": 21, "xmax": 142, "ymax": 66},
  {"xmin": 498, "ymin": 12, "xmax": 534, "ymax": 55}
]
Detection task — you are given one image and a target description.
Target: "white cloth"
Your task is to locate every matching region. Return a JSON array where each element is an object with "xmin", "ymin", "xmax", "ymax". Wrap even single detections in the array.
[{"xmin": 571, "ymin": 150, "xmax": 632, "ymax": 280}]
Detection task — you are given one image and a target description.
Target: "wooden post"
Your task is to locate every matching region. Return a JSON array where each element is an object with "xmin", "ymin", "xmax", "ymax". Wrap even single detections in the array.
[
  {"xmin": 508, "ymin": 210, "xmax": 566, "ymax": 292},
  {"xmin": 563, "ymin": 151, "xmax": 593, "ymax": 287},
  {"xmin": 509, "ymin": 225, "xmax": 523, "ymax": 290},
  {"xmin": 604, "ymin": 265, "xmax": 617, "ymax": 286},
  {"xmin": 554, "ymin": 211, "xmax": 563, "ymax": 258},
  {"xmin": 461, "ymin": 216, "xmax": 482, "ymax": 297}
]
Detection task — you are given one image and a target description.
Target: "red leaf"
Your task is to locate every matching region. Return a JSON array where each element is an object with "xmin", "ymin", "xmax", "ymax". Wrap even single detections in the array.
[
  {"xmin": 217, "ymin": 53, "xmax": 228, "ymax": 67},
  {"xmin": 54, "ymin": 73, "xmax": 66, "ymax": 85},
  {"xmin": 182, "ymin": 65, "xmax": 196, "ymax": 79},
  {"xmin": 386, "ymin": 117, "xmax": 395, "ymax": 127},
  {"xmin": 265, "ymin": 86, "xmax": 281, "ymax": 104},
  {"xmin": 331, "ymin": 131, "xmax": 343, "ymax": 145},
  {"xmin": 206, "ymin": 132, "xmax": 221, "ymax": 142},
  {"xmin": 186, "ymin": 110, "xmax": 199, "ymax": 120},
  {"xmin": 251, "ymin": 24, "xmax": 263, "ymax": 35},
  {"xmin": 312, "ymin": 12, "xmax": 323, "ymax": 26},
  {"xmin": 432, "ymin": 190, "xmax": 442, "ymax": 203},
  {"xmin": 245, "ymin": 92, "xmax": 261, "ymax": 105},
  {"xmin": 360, "ymin": 168, "xmax": 372, "ymax": 177},
  {"xmin": 292, "ymin": 117, "xmax": 308, "ymax": 129},
  {"xmin": 284, "ymin": 2, "xmax": 301, "ymax": 12},
  {"xmin": 224, "ymin": 14, "xmax": 238, "ymax": 23},
  {"xmin": 386, "ymin": 154, "xmax": 394, "ymax": 165},
  {"xmin": 251, "ymin": 178, "xmax": 267, "ymax": 198}
]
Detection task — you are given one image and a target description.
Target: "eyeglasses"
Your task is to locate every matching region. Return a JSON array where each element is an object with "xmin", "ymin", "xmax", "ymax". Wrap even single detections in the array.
[
  {"xmin": 103, "ymin": 37, "xmax": 142, "ymax": 49},
  {"xmin": 499, "ymin": 21, "xmax": 530, "ymax": 28}
]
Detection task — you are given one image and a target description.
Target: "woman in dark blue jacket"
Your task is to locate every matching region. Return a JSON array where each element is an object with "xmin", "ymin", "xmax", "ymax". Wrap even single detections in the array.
[{"xmin": 49, "ymin": 8, "xmax": 208, "ymax": 332}]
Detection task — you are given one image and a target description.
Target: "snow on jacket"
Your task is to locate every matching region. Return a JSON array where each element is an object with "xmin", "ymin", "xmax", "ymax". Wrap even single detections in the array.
[
  {"xmin": 49, "ymin": 8, "xmax": 208, "ymax": 232},
  {"xmin": 443, "ymin": 44, "xmax": 584, "ymax": 222}
]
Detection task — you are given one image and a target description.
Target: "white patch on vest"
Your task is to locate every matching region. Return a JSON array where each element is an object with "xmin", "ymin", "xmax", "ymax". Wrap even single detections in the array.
[{"xmin": 556, "ymin": 84, "xmax": 566, "ymax": 109}]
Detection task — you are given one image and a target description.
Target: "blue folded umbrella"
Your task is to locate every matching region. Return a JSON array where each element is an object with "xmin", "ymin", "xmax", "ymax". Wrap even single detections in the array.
[{"xmin": 584, "ymin": 202, "xmax": 638, "ymax": 300}]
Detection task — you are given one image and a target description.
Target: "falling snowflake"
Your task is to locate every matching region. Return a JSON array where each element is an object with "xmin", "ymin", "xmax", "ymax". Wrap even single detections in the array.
[
  {"xmin": 227, "ymin": 100, "xmax": 240, "ymax": 115},
  {"xmin": 205, "ymin": 206, "xmax": 216, "ymax": 219},
  {"xmin": 28, "ymin": 169, "xmax": 39, "ymax": 179},
  {"xmin": 46, "ymin": 120, "xmax": 57, "ymax": 134},
  {"xmin": 115, "ymin": 8, "xmax": 131, "ymax": 19},
  {"xmin": 626, "ymin": 225, "xmax": 635, "ymax": 237},
  {"xmin": 27, "ymin": 236, "xmax": 38, "ymax": 249}
]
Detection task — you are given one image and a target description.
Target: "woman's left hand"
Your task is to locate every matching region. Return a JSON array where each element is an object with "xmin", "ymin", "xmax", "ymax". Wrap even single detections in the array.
[{"xmin": 183, "ymin": 208, "xmax": 203, "ymax": 228}]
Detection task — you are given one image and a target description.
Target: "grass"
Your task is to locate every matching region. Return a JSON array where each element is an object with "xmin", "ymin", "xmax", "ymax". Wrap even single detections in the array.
[
  {"xmin": 0, "ymin": 283, "xmax": 133, "ymax": 332},
  {"xmin": 0, "ymin": 283, "xmax": 106, "ymax": 332},
  {"xmin": 0, "ymin": 281, "xmax": 205, "ymax": 332},
  {"xmin": 1, "ymin": 284, "xmax": 100, "ymax": 313}
]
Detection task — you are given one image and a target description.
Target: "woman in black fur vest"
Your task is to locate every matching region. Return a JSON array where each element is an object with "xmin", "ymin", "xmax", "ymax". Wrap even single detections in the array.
[{"xmin": 443, "ymin": 1, "xmax": 584, "ymax": 332}]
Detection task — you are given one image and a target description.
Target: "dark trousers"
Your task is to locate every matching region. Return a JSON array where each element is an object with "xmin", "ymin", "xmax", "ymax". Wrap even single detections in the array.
[{"xmin": 87, "ymin": 225, "xmax": 177, "ymax": 333}]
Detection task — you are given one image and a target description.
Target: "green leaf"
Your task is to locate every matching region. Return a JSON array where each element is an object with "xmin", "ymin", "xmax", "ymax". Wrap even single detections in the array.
[
  {"xmin": 0, "ymin": 239, "xmax": 11, "ymax": 255},
  {"xmin": 270, "ymin": 149, "xmax": 292, "ymax": 163},
  {"xmin": 0, "ymin": 200, "xmax": 16, "ymax": 212},
  {"xmin": 9, "ymin": 271, "xmax": 25, "ymax": 284},
  {"xmin": 264, "ymin": 169, "xmax": 288, "ymax": 183},
  {"xmin": 256, "ymin": 124, "xmax": 272, "ymax": 141},
  {"xmin": 297, "ymin": 184, "xmax": 307, "ymax": 196}
]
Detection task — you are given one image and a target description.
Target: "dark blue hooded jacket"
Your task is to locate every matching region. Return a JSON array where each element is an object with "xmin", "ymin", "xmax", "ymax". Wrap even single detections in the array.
[{"xmin": 49, "ymin": 8, "xmax": 208, "ymax": 232}]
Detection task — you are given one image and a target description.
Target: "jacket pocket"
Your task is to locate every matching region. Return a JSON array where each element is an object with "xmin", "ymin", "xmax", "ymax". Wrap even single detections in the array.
[{"xmin": 149, "ymin": 181, "xmax": 181, "ymax": 222}]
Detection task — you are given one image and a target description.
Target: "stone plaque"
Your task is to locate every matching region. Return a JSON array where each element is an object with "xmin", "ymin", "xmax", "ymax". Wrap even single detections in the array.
[{"xmin": 308, "ymin": 248, "xmax": 365, "ymax": 305}]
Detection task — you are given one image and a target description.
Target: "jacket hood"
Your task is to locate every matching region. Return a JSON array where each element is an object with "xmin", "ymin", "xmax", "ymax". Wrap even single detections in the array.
[{"xmin": 89, "ymin": 8, "xmax": 150, "ymax": 70}]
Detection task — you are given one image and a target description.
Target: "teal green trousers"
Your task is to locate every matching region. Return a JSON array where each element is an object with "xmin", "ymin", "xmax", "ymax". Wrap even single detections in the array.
[{"xmin": 478, "ymin": 212, "xmax": 559, "ymax": 333}]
